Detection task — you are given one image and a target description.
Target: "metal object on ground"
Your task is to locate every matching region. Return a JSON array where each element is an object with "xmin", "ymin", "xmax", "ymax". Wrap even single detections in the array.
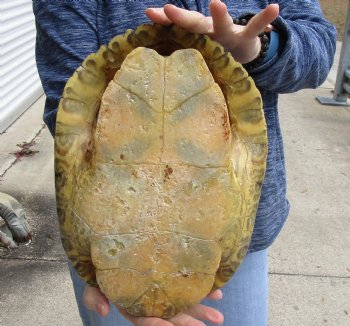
[
  {"xmin": 0, "ymin": 192, "xmax": 32, "ymax": 248},
  {"xmin": 316, "ymin": 0, "xmax": 350, "ymax": 106}
]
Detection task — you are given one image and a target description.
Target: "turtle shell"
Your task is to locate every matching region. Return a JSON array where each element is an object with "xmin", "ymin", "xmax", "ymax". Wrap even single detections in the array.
[{"xmin": 55, "ymin": 24, "xmax": 267, "ymax": 318}]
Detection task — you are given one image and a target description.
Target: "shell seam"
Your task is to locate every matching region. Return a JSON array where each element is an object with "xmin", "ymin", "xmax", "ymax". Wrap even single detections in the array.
[
  {"xmin": 97, "ymin": 266, "xmax": 215, "ymax": 277},
  {"xmin": 114, "ymin": 80, "xmax": 159, "ymax": 113},
  {"xmin": 94, "ymin": 161, "xmax": 228, "ymax": 169}
]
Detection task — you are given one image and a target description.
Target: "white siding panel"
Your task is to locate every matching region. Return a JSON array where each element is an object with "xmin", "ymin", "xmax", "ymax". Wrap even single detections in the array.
[{"xmin": 0, "ymin": 0, "xmax": 43, "ymax": 133}]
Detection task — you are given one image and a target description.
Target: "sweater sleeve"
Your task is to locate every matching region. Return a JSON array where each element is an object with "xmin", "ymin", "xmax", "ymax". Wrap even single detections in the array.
[
  {"xmin": 249, "ymin": 0, "xmax": 337, "ymax": 93},
  {"xmin": 33, "ymin": 0, "xmax": 99, "ymax": 136}
]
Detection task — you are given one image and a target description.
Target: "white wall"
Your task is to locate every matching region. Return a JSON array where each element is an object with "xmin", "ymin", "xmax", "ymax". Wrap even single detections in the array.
[{"xmin": 0, "ymin": 0, "xmax": 43, "ymax": 133}]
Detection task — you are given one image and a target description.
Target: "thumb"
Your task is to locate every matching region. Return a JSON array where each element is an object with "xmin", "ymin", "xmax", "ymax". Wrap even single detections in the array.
[{"xmin": 83, "ymin": 285, "xmax": 110, "ymax": 317}]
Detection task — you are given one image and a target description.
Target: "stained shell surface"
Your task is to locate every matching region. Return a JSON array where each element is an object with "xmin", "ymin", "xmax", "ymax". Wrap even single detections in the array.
[{"xmin": 55, "ymin": 24, "xmax": 267, "ymax": 318}]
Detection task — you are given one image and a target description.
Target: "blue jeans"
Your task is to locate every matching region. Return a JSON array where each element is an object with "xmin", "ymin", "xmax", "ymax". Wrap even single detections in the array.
[{"xmin": 69, "ymin": 249, "xmax": 268, "ymax": 326}]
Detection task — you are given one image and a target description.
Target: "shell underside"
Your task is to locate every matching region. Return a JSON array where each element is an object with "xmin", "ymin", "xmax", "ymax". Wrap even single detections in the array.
[{"xmin": 54, "ymin": 24, "xmax": 267, "ymax": 318}]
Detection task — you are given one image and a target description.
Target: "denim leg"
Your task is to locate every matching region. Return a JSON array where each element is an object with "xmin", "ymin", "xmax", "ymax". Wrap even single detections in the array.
[
  {"xmin": 68, "ymin": 249, "xmax": 268, "ymax": 326},
  {"xmin": 202, "ymin": 249, "xmax": 269, "ymax": 326},
  {"xmin": 68, "ymin": 262, "xmax": 132, "ymax": 326}
]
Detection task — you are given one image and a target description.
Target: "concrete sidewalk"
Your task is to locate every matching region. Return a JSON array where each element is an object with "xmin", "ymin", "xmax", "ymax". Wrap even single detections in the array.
[{"xmin": 0, "ymin": 42, "xmax": 349, "ymax": 325}]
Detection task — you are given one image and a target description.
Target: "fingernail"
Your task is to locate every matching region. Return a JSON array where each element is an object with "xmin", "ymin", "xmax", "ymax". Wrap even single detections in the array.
[
  {"xmin": 213, "ymin": 289, "xmax": 223, "ymax": 300},
  {"xmin": 209, "ymin": 312, "xmax": 224, "ymax": 325},
  {"xmin": 95, "ymin": 302, "xmax": 104, "ymax": 316}
]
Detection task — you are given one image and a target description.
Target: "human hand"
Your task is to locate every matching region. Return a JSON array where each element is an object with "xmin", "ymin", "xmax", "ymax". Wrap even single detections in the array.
[
  {"xmin": 83, "ymin": 285, "xmax": 224, "ymax": 325},
  {"xmin": 146, "ymin": 0, "xmax": 279, "ymax": 64}
]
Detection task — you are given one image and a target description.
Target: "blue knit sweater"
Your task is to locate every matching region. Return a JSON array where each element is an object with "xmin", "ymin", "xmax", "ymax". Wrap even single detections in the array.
[{"xmin": 33, "ymin": 0, "xmax": 336, "ymax": 252}]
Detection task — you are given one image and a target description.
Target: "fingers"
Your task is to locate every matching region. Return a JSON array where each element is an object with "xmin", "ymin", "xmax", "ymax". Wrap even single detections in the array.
[
  {"xmin": 118, "ymin": 308, "xmax": 173, "ymax": 326},
  {"xmin": 145, "ymin": 7, "xmax": 172, "ymax": 25},
  {"xmin": 147, "ymin": 2, "xmax": 279, "ymax": 45},
  {"xmin": 170, "ymin": 312, "xmax": 207, "ymax": 326},
  {"xmin": 128, "ymin": 316, "xmax": 173, "ymax": 326},
  {"xmin": 147, "ymin": 4, "xmax": 213, "ymax": 34},
  {"xmin": 184, "ymin": 304, "xmax": 224, "ymax": 325},
  {"xmin": 163, "ymin": 4, "xmax": 212, "ymax": 34},
  {"xmin": 169, "ymin": 305, "xmax": 223, "ymax": 326},
  {"xmin": 83, "ymin": 285, "xmax": 110, "ymax": 317},
  {"xmin": 83, "ymin": 286, "xmax": 224, "ymax": 325},
  {"xmin": 244, "ymin": 4, "xmax": 279, "ymax": 38},
  {"xmin": 170, "ymin": 290, "xmax": 224, "ymax": 326},
  {"xmin": 206, "ymin": 289, "xmax": 223, "ymax": 301},
  {"xmin": 210, "ymin": 0, "xmax": 234, "ymax": 35}
]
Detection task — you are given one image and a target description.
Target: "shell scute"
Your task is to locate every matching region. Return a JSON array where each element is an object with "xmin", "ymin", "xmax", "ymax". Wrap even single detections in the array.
[{"xmin": 212, "ymin": 52, "xmax": 248, "ymax": 85}]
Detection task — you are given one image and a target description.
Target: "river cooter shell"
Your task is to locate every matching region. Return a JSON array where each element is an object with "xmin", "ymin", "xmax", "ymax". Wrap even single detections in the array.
[{"xmin": 55, "ymin": 24, "xmax": 267, "ymax": 318}]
